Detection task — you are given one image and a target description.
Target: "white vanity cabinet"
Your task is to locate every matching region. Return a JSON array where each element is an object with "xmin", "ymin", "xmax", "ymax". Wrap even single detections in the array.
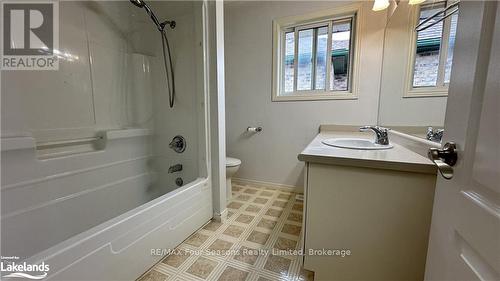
[{"xmin": 298, "ymin": 131, "xmax": 437, "ymax": 281}]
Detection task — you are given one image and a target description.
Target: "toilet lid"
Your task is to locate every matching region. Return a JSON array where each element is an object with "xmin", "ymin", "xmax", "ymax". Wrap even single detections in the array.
[{"xmin": 226, "ymin": 157, "xmax": 241, "ymax": 167}]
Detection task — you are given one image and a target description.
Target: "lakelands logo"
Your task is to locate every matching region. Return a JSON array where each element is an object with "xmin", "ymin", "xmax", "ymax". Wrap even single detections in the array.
[
  {"xmin": 1, "ymin": 256, "xmax": 50, "ymax": 280},
  {"xmin": 1, "ymin": 1, "xmax": 59, "ymax": 70}
]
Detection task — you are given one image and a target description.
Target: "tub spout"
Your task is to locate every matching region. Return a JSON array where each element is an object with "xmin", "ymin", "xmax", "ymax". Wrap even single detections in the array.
[{"xmin": 168, "ymin": 164, "xmax": 183, "ymax": 173}]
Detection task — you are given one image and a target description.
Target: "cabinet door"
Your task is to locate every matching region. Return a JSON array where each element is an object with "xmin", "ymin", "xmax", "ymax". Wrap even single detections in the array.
[{"xmin": 304, "ymin": 163, "xmax": 435, "ymax": 281}]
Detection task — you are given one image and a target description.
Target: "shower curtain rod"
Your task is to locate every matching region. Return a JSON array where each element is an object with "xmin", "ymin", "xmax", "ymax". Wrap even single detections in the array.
[{"xmin": 415, "ymin": 1, "xmax": 459, "ymax": 32}]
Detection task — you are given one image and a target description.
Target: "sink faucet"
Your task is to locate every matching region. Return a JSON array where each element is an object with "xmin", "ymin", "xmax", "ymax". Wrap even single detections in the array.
[
  {"xmin": 426, "ymin": 127, "xmax": 444, "ymax": 142},
  {"xmin": 359, "ymin": 126, "xmax": 390, "ymax": 145}
]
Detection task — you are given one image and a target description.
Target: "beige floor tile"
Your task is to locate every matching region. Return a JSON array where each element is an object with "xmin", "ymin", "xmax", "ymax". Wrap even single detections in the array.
[
  {"xmin": 223, "ymin": 225, "xmax": 245, "ymax": 238},
  {"xmin": 257, "ymin": 218, "xmax": 277, "ymax": 230},
  {"xmin": 208, "ymin": 239, "xmax": 233, "ymax": 251},
  {"xmin": 281, "ymin": 224, "xmax": 301, "ymax": 236},
  {"xmin": 217, "ymin": 266, "xmax": 249, "ymax": 281},
  {"xmin": 277, "ymin": 194, "xmax": 291, "ymax": 200},
  {"xmin": 138, "ymin": 270, "xmax": 168, "ymax": 281},
  {"xmin": 243, "ymin": 189, "xmax": 258, "ymax": 194},
  {"xmin": 263, "ymin": 255, "xmax": 291, "ymax": 275},
  {"xmin": 140, "ymin": 183, "xmax": 311, "ymax": 281},
  {"xmin": 246, "ymin": 230, "xmax": 270, "ymax": 245},
  {"xmin": 228, "ymin": 202, "xmax": 244, "ymax": 209},
  {"xmin": 203, "ymin": 220, "xmax": 223, "ymax": 232},
  {"xmin": 253, "ymin": 197, "xmax": 269, "ymax": 204},
  {"xmin": 236, "ymin": 214, "xmax": 255, "ymax": 224},
  {"xmin": 274, "ymin": 237, "xmax": 297, "ymax": 251},
  {"xmin": 185, "ymin": 233, "xmax": 209, "ymax": 247},
  {"xmin": 287, "ymin": 212, "xmax": 303, "ymax": 222},
  {"xmin": 265, "ymin": 208, "xmax": 283, "ymax": 218},
  {"xmin": 161, "ymin": 249, "xmax": 191, "ymax": 268},
  {"xmin": 271, "ymin": 200, "xmax": 287, "ymax": 208},
  {"xmin": 245, "ymin": 205, "xmax": 261, "ymax": 213},
  {"xmin": 236, "ymin": 195, "xmax": 251, "ymax": 201},
  {"xmin": 233, "ymin": 246, "xmax": 258, "ymax": 265},
  {"xmin": 260, "ymin": 191, "xmax": 274, "ymax": 197},
  {"xmin": 186, "ymin": 257, "xmax": 218, "ymax": 279}
]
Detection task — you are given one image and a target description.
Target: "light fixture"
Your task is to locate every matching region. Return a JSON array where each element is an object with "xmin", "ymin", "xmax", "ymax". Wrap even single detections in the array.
[
  {"xmin": 409, "ymin": 0, "xmax": 426, "ymax": 5},
  {"xmin": 372, "ymin": 0, "xmax": 390, "ymax": 11}
]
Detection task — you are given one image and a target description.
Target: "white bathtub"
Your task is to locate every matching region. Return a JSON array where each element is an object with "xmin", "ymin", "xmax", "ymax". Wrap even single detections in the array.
[
  {"xmin": 1, "ymin": 130, "xmax": 212, "ymax": 281},
  {"xmin": 28, "ymin": 177, "xmax": 212, "ymax": 281},
  {"xmin": 1, "ymin": 1, "xmax": 212, "ymax": 278}
]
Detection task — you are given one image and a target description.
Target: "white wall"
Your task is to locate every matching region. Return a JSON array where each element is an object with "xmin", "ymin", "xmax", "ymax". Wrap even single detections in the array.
[{"xmin": 224, "ymin": 1, "xmax": 387, "ymax": 190}]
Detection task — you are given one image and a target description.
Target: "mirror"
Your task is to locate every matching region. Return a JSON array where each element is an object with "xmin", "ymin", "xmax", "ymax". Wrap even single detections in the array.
[{"xmin": 378, "ymin": 1, "xmax": 458, "ymax": 142}]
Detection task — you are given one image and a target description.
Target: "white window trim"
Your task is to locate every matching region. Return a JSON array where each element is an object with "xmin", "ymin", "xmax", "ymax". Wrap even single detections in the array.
[
  {"xmin": 272, "ymin": 4, "xmax": 362, "ymax": 102},
  {"xmin": 404, "ymin": 1, "xmax": 454, "ymax": 98}
]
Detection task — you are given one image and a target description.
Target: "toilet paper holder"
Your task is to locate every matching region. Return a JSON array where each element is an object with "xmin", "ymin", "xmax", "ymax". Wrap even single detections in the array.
[{"xmin": 247, "ymin": 126, "xmax": 263, "ymax": 133}]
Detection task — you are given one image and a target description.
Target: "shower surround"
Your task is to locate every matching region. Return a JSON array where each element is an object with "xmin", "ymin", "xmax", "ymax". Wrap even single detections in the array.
[{"xmin": 1, "ymin": 1, "xmax": 215, "ymax": 280}]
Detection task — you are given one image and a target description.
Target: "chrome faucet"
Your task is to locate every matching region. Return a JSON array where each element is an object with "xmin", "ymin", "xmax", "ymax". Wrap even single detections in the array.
[
  {"xmin": 168, "ymin": 164, "xmax": 183, "ymax": 173},
  {"xmin": 359, "ymin": 126, "xmax": 390, "ymax": 145},
  {"xmin": 426, "ymin": 127, "xmax": 444, "ymax": 142}
]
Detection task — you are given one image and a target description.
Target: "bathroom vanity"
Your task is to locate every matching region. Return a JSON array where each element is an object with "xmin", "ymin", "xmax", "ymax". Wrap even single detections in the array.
[{"xmin": 298, "ymin": 127, "xmax": 437, "ymax": 281}]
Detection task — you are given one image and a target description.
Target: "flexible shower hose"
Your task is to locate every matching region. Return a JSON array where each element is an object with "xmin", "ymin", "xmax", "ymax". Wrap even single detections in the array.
[{"xmin": 161, "ymin": 29, "xmax": 175, "ymax": 108}]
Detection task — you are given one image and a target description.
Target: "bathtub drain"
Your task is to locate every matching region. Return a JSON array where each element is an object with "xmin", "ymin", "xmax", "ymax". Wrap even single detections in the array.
[{"xmin": 175, "ymin": 177, "xmax": 183, "ymax": 187}]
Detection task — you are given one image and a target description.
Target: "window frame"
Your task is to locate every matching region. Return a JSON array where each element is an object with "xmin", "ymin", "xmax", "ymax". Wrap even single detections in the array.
[
  {"xmin": 272, "ymin": 4, "xmax": 361, "ymax": 102},
  {"xmin": 405, "ymin": 1, "xmax": 458, "ymax": 98}
]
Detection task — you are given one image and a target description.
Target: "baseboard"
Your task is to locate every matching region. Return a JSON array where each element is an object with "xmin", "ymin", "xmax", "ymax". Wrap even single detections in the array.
[
  {"xmin": 232, "ymin": 177, "xmax": 302, "ymax": 193},
  {"xmin": 213, "ymin": 208, "xmax": 228, "ymax": 223}
]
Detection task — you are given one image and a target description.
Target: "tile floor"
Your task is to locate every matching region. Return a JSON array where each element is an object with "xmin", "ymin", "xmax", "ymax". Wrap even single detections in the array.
[{"xmin": 137, "ymin": 181, "xmax": 314, "ymax": 281}]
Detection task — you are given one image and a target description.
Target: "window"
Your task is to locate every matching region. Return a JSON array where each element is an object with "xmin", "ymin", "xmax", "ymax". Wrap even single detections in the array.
[
  {"xmin": 408, "ymin": 1, "xmax": 459, "ymax": 95},
  {"xmin": 272, "ymin": 6, "xmax": 360, "ymax": 101}
]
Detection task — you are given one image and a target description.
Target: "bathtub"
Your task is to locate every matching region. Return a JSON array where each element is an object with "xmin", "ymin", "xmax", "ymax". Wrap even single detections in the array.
[
  {"xmin": 27, "ymin": 177, "xmax": 212, "ymax": 281},
  {"xmin": 1, "ymin": 1, "xmax": 212, "ymax": 278},
  {"xmin": 1, "ymin": 129, "xmax": 212, "ymax": 281}
]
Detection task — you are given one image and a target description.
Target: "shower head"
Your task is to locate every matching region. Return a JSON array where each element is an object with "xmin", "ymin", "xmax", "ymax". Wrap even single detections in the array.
[
  {"xmin": 128, "ymin": 0, "xmax": 176, "ymax": 108},
  {"xmin": 130, "ymin": 0, "xmax": 145, "ymax": 8},
  {"xmin": 129, "ymin": 0, "xmax": 170, "ymax": 32}
]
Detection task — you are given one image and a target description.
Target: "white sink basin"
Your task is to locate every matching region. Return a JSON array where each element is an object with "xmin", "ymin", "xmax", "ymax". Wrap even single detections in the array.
[{"xmin": 322, "ymin": 138, "xmax": 394, "ymax": 150}]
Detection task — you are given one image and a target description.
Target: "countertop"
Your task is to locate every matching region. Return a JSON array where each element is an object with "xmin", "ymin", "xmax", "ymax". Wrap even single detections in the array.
[{"xmin": 298, "ymin": 131, "xmax": 437, "ymax": 174}]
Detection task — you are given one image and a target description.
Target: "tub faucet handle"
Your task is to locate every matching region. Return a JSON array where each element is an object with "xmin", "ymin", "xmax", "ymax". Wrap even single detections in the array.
[{"xmin": 169, "ymin": 135, "xmax": 186, "ymax": 153}]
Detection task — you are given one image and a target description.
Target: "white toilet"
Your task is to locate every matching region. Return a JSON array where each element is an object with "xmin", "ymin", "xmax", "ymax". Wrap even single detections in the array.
[{"xmin": 226, "ymin": 157, "xmax": 242, "ymax": 200}]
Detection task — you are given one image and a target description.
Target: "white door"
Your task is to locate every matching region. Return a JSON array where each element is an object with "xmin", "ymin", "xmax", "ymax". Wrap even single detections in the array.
[{"xmin": 424, "ymin": 1, "xmax": 500, "ymax": 280}]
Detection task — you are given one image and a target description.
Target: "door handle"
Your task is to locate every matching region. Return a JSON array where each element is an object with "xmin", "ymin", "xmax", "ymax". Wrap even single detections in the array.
[{"xmin": 428, "ymin": 142, "xmax": 458, "ymax": 180}]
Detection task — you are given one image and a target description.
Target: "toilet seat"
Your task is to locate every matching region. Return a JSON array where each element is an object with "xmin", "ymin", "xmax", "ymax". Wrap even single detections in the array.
[{"xmin": 226, "ymin": 157, "xmax": 241, "ymax": 167}]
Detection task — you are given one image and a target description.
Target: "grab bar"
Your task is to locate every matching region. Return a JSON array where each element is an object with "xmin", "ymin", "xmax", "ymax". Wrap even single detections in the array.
[{"xmin": 36, "ymin": 136, "xmax": 104, "ymax": 149}]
